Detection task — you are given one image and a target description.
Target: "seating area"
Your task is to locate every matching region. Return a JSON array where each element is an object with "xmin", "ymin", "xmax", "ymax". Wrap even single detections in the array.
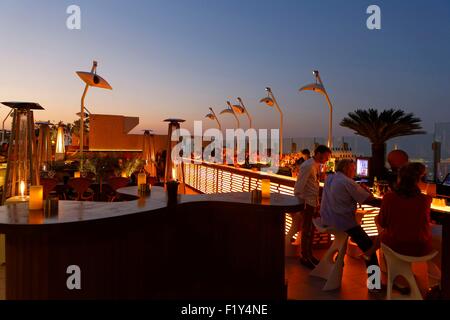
[
  {"xmin": 38, "ymin": 170, "xmax": 161, "ymax": 202},
  {"xmin": 285, "ymin": 221, "xmax": 443, "ymax": 300},
  {"xmin": 0, "ymin": 2, "xmax": 449, "ymax": 305}
]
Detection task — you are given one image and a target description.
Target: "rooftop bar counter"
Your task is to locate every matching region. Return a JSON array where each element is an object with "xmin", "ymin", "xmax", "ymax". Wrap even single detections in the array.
[
  {"xmin": 0, "ymin": 186, "xmax": 302, "ymax": 300},
  {"xmin": 183, "ymin": 161, "xmax": 450, "ymax": 298}
]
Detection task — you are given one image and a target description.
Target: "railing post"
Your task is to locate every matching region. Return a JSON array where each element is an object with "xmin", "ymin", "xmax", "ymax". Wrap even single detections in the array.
[{"xmin": 215, "ymin": 168, "xmax": 219, "ymax": 193}]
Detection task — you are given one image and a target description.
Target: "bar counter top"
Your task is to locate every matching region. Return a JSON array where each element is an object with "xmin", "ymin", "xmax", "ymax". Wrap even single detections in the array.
[
  {"xmin": 0, "ymin": 187, "xmax": 302, "ymax": 300},
  {"xmin": 0, "ymin": 186, "xmax": 302, "ymax": 229}
]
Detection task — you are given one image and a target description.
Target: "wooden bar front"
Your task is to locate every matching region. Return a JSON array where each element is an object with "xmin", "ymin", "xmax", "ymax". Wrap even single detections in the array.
[{"xmin": 0, "ymin": 188, "xmax": 302, "ymax": 300}]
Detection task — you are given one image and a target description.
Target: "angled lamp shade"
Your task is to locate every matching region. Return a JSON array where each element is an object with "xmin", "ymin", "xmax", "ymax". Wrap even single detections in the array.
[
  {"xmin": 299, "ymin": 83, "xmax": 326, "ymax": 95},
  {"xmin": 205, "ymin": 113, "xmax": 215, "ymax": 120},
  {"xmin": 55, "ymin": 125, "xmax": 65, "ymax": 161},
  {"xmin": 259, "ymin": 97, "xmax": 275, "ymax": 107},
  {"xmin": 231, "ymin": 104, "xmax": 245, "ymax": 114},
  {"xmin": 76, "ymin": 72, "xmax": 112, "ymax": 90},
  {"xmin": 219, "ymin": 109, "xmax": 234, "ymax": 115}
]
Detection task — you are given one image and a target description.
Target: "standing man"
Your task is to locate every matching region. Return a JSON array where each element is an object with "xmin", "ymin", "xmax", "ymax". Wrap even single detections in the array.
[{"xmin": 294, "ymin": 145, "xmax": 332, "ymax": 269}]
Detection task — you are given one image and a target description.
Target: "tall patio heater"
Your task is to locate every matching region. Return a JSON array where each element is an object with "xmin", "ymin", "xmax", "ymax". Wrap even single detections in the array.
[
  {"xmin": 55, "ymin": 123, "xmax": 66, "ymax": 161},
  {"xmin": 36, "ymin": 121, "xmax": 53, "ymax": 171},
  {"xmin": 164, "ymin": 119, "xmax": 186, "ymax": 194},
  {"xmin": 1, "ymin": 102, "xmax": 44, "ymax": 204},
  {"xmin": 142, "ymin": 129, "xmax": 157, "ymax": 177}
]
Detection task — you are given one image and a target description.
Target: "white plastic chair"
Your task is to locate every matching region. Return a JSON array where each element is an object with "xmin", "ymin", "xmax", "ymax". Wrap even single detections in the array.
[
  {"xmin": 310, "ymin": 218, "xmax": 349, "ymax": 291},
  {"xmin": 381, "ymin": 243, "xmax": 438, "ymax": 300}
]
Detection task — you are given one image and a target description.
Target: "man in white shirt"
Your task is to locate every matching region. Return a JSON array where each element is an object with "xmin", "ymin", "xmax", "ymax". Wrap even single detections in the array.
[
  {"xmin": 320, "ymin": 159, "xmax": 378, "ymax": 268},
  {"xmin": 293, "ymin": 145, "xmax": 331, "ymax": 269}
]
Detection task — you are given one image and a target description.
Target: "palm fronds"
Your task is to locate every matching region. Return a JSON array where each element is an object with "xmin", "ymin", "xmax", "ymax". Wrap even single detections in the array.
[{"xmin": 340, "ymin": 108, "xmax": 425, "ymax": 143}]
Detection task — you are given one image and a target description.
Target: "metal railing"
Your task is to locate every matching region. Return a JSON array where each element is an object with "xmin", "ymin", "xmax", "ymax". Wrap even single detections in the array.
[{"xmin": 183, "ymin": 161, "xmax": 380, "ymax": 241}]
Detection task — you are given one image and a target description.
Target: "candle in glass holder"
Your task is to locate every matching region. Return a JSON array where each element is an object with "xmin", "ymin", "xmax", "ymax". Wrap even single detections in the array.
[
  {"xmin": 29, "ymin": 185, "xmax": 43, "ymax": 210},
  {"xmin": 261, "ymin": 179, "xmax": 271, "ymax": 199},
  {"xmin": 121, "ymin": 171, "xmax": 127, "ymax": 178},
  {"xmin": 74, "ymin": 171, "xmax": 81, "ymax": 178},
  {"xmin": 138, "ymin": 173, "xmax": 147, "ymax": 186}
]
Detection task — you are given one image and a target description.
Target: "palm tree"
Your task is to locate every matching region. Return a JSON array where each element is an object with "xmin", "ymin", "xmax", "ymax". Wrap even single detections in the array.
[{"xmin": 340, "ymin": 108, "xmax": 425, "ymax": 179}]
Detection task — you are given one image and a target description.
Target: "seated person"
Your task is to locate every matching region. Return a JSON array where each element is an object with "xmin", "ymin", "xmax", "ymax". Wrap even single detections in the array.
[
  {"xmin": 320, "ymin": 159, "xmax": 379, "ymax": 269},
  {"xmin": 377, "ymin": 162, "xmax": 433, "ymax": 257},
  {"xmin": 376, "ymin": 162, "xmax": 439, "ymax": 295}
]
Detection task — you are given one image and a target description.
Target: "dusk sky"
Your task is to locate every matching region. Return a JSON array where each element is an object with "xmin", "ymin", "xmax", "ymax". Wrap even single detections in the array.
[{"xmin": 1, "ymin": 0, "xmax": 449, "ymax": 138}]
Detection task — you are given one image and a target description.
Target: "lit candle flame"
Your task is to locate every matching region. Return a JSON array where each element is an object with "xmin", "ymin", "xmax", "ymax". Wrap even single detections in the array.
[{"xmin": 20, "ymin": 180, "xmax": 25, "ymax": 197}]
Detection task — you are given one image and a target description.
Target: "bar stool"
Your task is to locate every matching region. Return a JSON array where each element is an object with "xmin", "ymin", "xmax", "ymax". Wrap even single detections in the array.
[
  {"xmin": 381, "ymin": 243, "xmax": 438, "ymax": 300},
  {"xmin": 310, "ymin": 218, "xmax": 349, "ymax": 291}
]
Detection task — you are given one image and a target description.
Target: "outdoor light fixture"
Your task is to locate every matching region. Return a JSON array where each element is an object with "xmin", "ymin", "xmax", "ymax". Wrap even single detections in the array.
[
  {"xmin": 233, "ymin": 97, "xmax": 253, "ymax": 129},
  {"xmin": 55, "ymin": 124, "xmax": 66, "ymax": 161},
  {"xmin": 259, "ymin": 87, "xmax": 283, "ymax": 156},
  {"xmin": 76, "ymin": 61, "xmax": 112, "ymax": 170},
  {"xmin": 299, "ymin": 70, "xmax": 334, "ymax": 148},
  {"xmin": 220, "ymin": 102, "xmax": 240, "ymax": 128},
  {"xmin": 205, "ymin": 107, "xmax": 222, "ymax": 130}
]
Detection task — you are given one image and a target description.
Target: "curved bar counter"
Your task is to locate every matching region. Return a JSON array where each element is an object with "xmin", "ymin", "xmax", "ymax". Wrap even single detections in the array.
[{"xmin": 0, "ymin": 187, "xmax": 302, "ymax": 300}]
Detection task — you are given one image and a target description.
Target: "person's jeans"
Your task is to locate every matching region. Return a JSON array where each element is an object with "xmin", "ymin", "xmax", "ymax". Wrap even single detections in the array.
[
  {"xmin": 301, "ymin": 204, "xmax": 316, "ymax": 259},
  {"xmin": 346, "ymin": 225, "xmax": 379, "ymax": 267}
]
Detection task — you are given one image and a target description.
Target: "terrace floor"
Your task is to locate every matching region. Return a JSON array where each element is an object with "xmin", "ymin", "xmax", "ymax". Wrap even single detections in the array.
[
  {"xmin": 0, "ymin": 252, "xmax": 382, "ymax": 300},
  {"xmin": 0, "ymin": 186, "xmax": 432, "ymax": 300},
  {"xmin": 286, "ymin": 250, "xmax": 383, "ymax": 300}
]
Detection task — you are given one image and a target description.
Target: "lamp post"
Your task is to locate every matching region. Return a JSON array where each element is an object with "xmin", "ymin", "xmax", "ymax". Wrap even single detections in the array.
[
  {"xmin": 76, "ymin": 61, "xmax": 112, "ymax": 170},
  {"xmin": 259, "ymin": 87, "xmax": 283, "ymax": 156},
  {"xmin": 299, "ymin": 70, "xmax": 333, "ymax": 149},
  {"xmin": 233, "ymin": 97, "xmax": 253, "ymax": 129},
  {"xmin": 220, "ymin": 102, "xmax": 240, "ymax": 128},
  {"xmin": 205, "ymin": 107, "xmax": 222, "ymax": 130}
]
